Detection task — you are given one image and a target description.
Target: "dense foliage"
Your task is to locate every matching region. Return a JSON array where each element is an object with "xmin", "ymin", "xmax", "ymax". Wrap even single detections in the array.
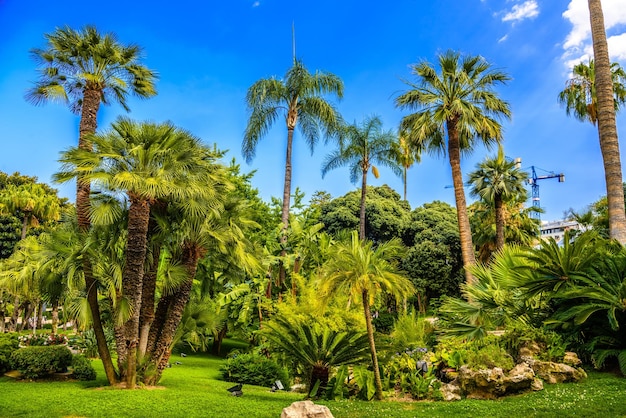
[{"xmin": 10, "ymin": 345, "xmax": 73, "ymax": 378}]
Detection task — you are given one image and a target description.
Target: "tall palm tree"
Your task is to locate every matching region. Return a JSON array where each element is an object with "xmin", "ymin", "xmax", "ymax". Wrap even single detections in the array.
[
  {"xmin": 395, "ymin": 50, "xmax": 511, "ymax": 284},
  {"xmin": 558, "ymin": 57, "xmax": 626, "ymax": 245},
  {"xmin": 321, "ymin": 115, "xmax": 401, "ymax": 240},
  {"xmin": 27, "ymin": 25, "xmax": 157, "ymax": 385},
  {"xmin": 320, "ymin": 231, "xmax": 414, "ymax": 400},
  {"xmin": 55, "ymin": 117, "xmax": 222, "ymax": 388},
  {"xmin": 394, "ymin": 131, "xmax": 422, "ymax": 201},
  {"xmin": 468, "ymin": 145, "xmax": 528, "ymax": 251},
  {"xmin": 243, "ymin": 59, "xmax": 343, "ymax": 240}
]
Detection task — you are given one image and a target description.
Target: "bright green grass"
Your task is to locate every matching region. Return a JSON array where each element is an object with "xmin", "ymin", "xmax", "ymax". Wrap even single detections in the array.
[{"xmin": 1, "ymin": 353, "xmax": 625, "ymax": 418}]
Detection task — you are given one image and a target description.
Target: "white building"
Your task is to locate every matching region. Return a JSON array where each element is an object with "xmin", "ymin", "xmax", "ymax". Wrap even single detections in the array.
[{"xmin": 539, "ymin": 220, "xmax": 583, "ymax": 244}]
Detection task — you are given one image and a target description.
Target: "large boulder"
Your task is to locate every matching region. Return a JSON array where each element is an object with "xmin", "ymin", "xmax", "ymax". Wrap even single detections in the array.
[
  {"xmin": 440, "ymin": 382, "xmax": 462, "ymax": 401},
  {"xmin": 503, "ymin": 363, "xmax": 535, "ymax": 391},
  {"xmin": 562, "ymin": 352, "xmax": 582, "ymax": 367},
  {"xmin": 455, "ymin": 363, "xmax": 537, "ymax": 399},
  {"xmin": 528, "ymin": 360, "xmax": 587, "ymax": 384},
  {"xmin": 281, "ymin": 401, "xmax": 334, "ymax": 418}
]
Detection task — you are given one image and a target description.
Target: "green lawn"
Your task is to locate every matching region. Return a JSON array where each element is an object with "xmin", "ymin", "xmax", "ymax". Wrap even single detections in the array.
[{"xmin": 1, "ymin": 353, "xmax": 625, "ymax": 418}]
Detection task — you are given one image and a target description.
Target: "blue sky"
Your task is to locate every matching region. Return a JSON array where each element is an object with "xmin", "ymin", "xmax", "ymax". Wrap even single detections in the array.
[{"xmin": 1, "ymin": 0, "xmax": 625, "ymax": 222}]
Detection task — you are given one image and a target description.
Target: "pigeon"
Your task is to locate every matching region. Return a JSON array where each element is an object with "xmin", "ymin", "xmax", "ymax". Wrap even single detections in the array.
[
  {"xmin": 175, "ymin": 361, "xmax": 182, "ymax": 365},
  {"xmin": 180, "ymin": 352, "xmax": 187, "ymax": 357},
  {"xmin": 227, "ymin": 383, "xmax": 243, "ymax": 397}
]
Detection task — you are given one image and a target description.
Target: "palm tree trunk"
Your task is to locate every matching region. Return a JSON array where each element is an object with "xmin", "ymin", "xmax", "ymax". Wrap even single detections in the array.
[
  {"xmin": 144, "ymin": 244, "xmax": 201, "ymax": 385},
  {"xmin": 588, "ymin": 0, "xmax": 626, "ymax": 244},
  {"xmin": 362, "ymin": 289, "xmax": 383, "ymax": 400},
  {"xmin": 278, "ymin": 126, "xmax": 295, "ymax": 294},
  {"xmin": 403, "ymin": 167, "xmax": 408, "ymax": 201},
  {"xmin": 121, "ymin": 195, "xmax": 151, "ymax": 389},
  {"xmin": 495, "ymin": 195, "xmax": 505, "ymax": 251},
  {"xmin": 359, "ymin": 170, "xmax": 368, "ymax": 240},
  {"xmin": 77, "ymin": 87, "xmax": 117, "ymax": 385},
  {"xmin": 138, "ymin": 203, "xmax": 165, "ymax": 357},
  {"xmin": 51, "ymin": 301, "xmax": 59, "ymax": 335},
  {"xmin": 447, "ymin": 120, "xmax": 476, "ymax": 284},
  {"xmin": 20, "ymin": 214, "xmax": 30, "ymax": 240}
]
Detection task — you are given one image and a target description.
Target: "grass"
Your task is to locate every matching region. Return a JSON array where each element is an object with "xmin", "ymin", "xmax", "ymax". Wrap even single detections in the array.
[{"xmin": 1, "ymin": 352, "xmax": 625, "ymax": 418}]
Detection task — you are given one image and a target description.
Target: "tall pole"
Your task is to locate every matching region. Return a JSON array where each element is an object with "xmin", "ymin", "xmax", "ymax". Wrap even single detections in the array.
[{"xmin": 292, "ymin": 21, "xmax": 296, "ymax": 63}]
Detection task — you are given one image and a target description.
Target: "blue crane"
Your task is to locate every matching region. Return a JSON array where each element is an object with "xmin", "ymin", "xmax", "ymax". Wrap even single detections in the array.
[{"xmin": 527, "ymin": 166, "xmax": 565, "ymax": 219}]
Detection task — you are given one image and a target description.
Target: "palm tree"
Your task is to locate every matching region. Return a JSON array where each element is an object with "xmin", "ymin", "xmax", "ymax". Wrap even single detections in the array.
[
  {"xmin": 243, "ymin": 59, "xmax": 343, "ymax": 240},
  {"xmin": 321, "ymin": 115, "xmax": 401, "ymax": 240},
  {"xmin": 468, "ymin": 145, "xmax": 528, "ymax": 251},
  {"xmin": 55, "ymin": 117, "xmax": 222, "ymax": 388},
  {"xmin": 558, "ymin": 56, "xmax": 626, "ymax": 244},
  {"xmin": 0, "ymin": 183, "xmax": 61, "ymax": 240},
  {"xmin": 27, "ymin": 25, "xmax": 157, "ymax": 385},
  {"xmin": 320, "ymin": 231, "xmax": 414, "ymax": 400},
  {"xmin": 395, "ymin": 50, "xmax": 511, "ymax": 284},
  {"xmin": 394, "ymin": 132, "xmax": 422, "ymax": 201}
]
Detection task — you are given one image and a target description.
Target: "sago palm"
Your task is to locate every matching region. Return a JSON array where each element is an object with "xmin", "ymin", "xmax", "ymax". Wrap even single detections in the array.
[
  {"xmin": 321, "ymin": 115, "xmax": 401, "ymax": 240},
  {"xmin": 320, "ymin": 231, "xmax": 414, "ymax": 400},
  {"xmin": 396, "ymin": 50, "xmax": 511, "ymax": 284},
  {"xmin": 262, "ymin": 314, "xmax": 370, "ymax": 397}
]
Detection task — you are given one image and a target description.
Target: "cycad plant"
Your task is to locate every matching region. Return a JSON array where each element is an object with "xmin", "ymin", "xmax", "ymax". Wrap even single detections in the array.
[{"xmin": 262, "ymin": 315, "xmax": 370, "ymax": 397}]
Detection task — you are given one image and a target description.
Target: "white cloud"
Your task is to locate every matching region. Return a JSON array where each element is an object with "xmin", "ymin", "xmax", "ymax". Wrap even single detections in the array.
[
  {"xmin": 498, "ymin": 34, "xmax": 509, "ymax": 43},
  {"xmin": 502, "ymin": 1, "xmax": 539, "ymax": 22},
  {"xmin": 562, "ymin": 0, "xmax": 626, "ymax": 65},
  {"xmin": 252, "ymin": 1, "xmax": 260, "ymax": 7}
]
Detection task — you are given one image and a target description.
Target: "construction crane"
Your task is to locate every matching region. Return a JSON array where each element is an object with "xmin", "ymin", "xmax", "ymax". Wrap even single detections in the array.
[{"xmin": 527, "ymin": 166, "xmax": 565, "ymax": 220}]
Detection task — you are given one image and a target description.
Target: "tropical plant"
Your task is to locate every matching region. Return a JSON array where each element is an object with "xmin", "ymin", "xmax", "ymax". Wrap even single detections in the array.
[
  {"xmin": 396, "ymin": 50, "xmax": 511, "ymax": 284},
  {"xmin": 320, "ymin": 231, "xmax": 415, "ymax": 400},
  {"xmin": 262, "ymin": 315, "xmax": 370, "ymax": 397},
  {"xmin": 27, "ymin": 25, "xmax": 157, "ymax": 385},
  {"xmin": 243, "ymin": 59, "xmax": 343, "ymax": 241},
  {"xmin": 394, "ymin": 132, "xmax": 421, "ymax": 201},
  {"xmin": 55, "ymin": 117, "xmax": 228, "ymax": 387},
  {"xmin": 322, "ymin": 115, "xmax": 401, "ymax": 240},
  {"xmin": 468, "ymin": 145, "xmax": 528, "ymax": 252},
  {"xmin": 559, "ymin": 1, "xmax": 626, "ymax": 244}
]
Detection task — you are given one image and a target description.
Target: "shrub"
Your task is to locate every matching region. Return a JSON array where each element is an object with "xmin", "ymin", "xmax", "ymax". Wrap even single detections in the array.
[
  {"xmin": 465, "ymin": 344, "xmax": 514, "ymax": 371},
  {"xmin": 219, "ymin": 352, "xmax": 289, "ymax": 387},
  {"xmin": 10, "ymin": 345, "xmax": 73, "ymax": 378},
  {"xmin": 71, "ymin": 354, "xmax": 97, "ymax": 381},
  {"xmin": 501, "ymin": 326, "xmax": 566, "ymax": 362},
  {"xmin": 68, "ymin": 328, "xmax": 116, "ymax": 358},
  {"xmin": 372, "ymin": 312, "xmax": 396, "ymax": 334},
  {"xmin": 390, "ymin": 310, "xmax": 435, "ymax": 352},
  {"xmin": 0, "ymin": 333, "xmax": 19, "ymax": 374}
]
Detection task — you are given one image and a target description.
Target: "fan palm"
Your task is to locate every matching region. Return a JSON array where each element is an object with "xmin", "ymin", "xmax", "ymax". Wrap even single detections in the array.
[
  {"xmin": 394, "ymin": 132, "xmax": 422, "ymax": 201},
  {"xmin": 55, "ymin": 117, "xmax": 223, "ymax": 387},
  {"xmin": 0, "ymin": 183, "xmax": 61, "ymax": 240},
  {"xmin": 588, "ymin": 0, "xmax": 626, "ymax": 244},
  {"xmin": 321, "ymin": 115, "xmax": 401, "ymax": 240},
  {"xmin": 320, "ymin": 231, "xmax": 414, "ymax": 400},
  {"xmin": 27, "ymin": 25, "xmax": 157, "ymax": 384},
  {"xmin": 468, "ymin": 145, "xmax": 528, "ymax": 251},
  {"xmin": 396, "ymin": 50, "xmax": 511, "ymax": 284}
]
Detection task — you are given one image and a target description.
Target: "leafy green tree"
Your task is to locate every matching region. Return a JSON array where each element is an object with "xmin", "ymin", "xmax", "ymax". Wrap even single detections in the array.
[
  {"xmin": 322, "ymin": 115, "xmax": 401, "ymax": 240},
  {"xmin": 0, "ymin": 183, "xmax": 61, "ymax": 239},
  {"xmin": 468, "ymin": 146, "xmax": 529, "ymax": 252},
  {"xmin": 558, "ymin": 56, "xmax": 626, "ymax": 244},
  {"xmin": 28, "ymin": 25, "xmax": 157, "ymax": 385},
  {"xmin": 396, "ymin": 50, "xmax": 511, "ymax": 284},
  {"xmin": 319, "ymin": 185, "xmax": 411, "ymax": 244},
  {"xmin": 402, "ymin": 201, "xmax": 464, "ymax": 312},
  {"xmin": 243, "ymin": 59, "xmax": 343, "ymax": 239},
  {"xmin": 320, "ymin": 231, "xmax": 414, "ymax": 400}
]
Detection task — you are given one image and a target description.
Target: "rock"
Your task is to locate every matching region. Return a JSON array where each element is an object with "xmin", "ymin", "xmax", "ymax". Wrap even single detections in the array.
[
  {"xmin": 440, "ymin": 382, "xmax": 462, "ymax": 401},
  {"xmin": 531, "ymin": 361, "xmax": 587, "ymax": 384},
  {"xmin": 289, "ymin": 383, "xmax": 308, "ymax": 393},
  {"xmin": 562, "ymin": 352, "xmax": 582, "ymax": 366},
  {"xmin": 531, "ymin": 378, "xmax": 544, "ymax": 391},
  {"xmin": 519, "ymin": 342, "xmax": 542, "ymax": 358},
  {"xmin": 281, "ymin": 401, "xmax": 334, "ymax": 418},
  {"xmin": 504, "ymin": 363, "xmax": 535, "ymax": 391}
]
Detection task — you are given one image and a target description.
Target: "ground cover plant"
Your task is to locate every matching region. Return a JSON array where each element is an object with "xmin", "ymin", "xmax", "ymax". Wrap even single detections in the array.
[{"xmin": 0, "ymin": 352, "xmax": 625, "ymax": 418}]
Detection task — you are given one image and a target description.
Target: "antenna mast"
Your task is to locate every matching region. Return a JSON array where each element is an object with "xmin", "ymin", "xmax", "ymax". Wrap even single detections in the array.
[{"xmin": 292, "ymin": 21, "xmax": 296, "ymax": 63}]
